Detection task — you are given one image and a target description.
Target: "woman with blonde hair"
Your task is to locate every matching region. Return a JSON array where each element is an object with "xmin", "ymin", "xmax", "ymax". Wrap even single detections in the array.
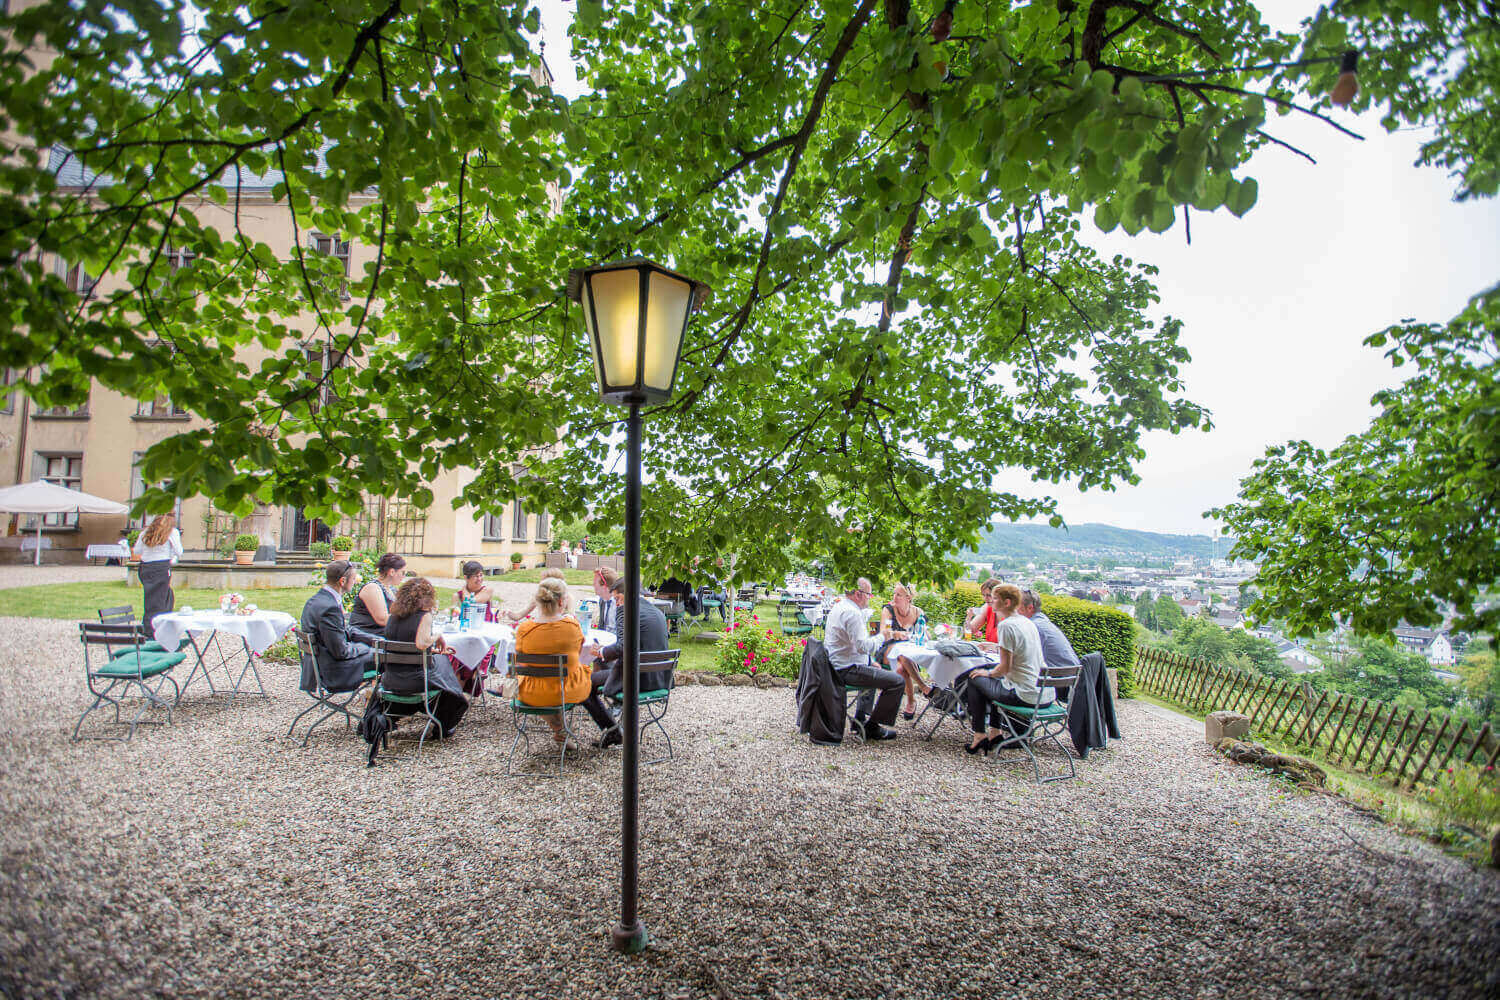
[
  {"xmin": 514, "ymin": 576, "xmax": 595, "ymax": 749},
  {"xmin": 503, "ymin": 566, "xmax": 572, "ymax": 623},
  {"xmin": 133, "ymin": 513, "xmax": 183, "ymax": 635}
]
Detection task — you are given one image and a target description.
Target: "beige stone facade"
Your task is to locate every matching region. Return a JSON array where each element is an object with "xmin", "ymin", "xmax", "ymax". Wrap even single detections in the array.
[{"xmin": 1, "ymin": 12, "xmax": 558, "ymax": 577}]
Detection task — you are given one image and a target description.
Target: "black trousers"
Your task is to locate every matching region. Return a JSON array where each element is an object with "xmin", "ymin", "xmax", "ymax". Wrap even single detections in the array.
[
  {"xmin": 964, "ymin": 674, "xmax": 1032, "ymax": 733},
  {"xmin": 837, "ymin": 663, "xmax": 904, "ymax": 729},
  {"xmin": 139, "ymin": 560, "xmax": 174, "ymax": 636},
  {"xmin": 582, "ymin": 666, "xmax": 619, "ymax": 732}
]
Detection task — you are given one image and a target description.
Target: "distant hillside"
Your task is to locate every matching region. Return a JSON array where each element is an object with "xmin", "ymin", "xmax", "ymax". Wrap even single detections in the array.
[{"xmin": 963, "ymin": 522, "xmax": 1226, "ymax": 566}]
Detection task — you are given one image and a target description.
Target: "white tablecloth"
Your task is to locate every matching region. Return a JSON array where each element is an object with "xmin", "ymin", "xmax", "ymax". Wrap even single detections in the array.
[
  {"xmin": 86, "ymin": 543, "xmax": 131, "ymax": 561},
  {"xmin": 439, "ymin": 620, "xmax": 514, "ymax": 670},
  {"xmin": 586, "ymin": 628, "xmax": 616, "ymax": 650},
  {"xmin": 885, "ymin": 640, "xmax": 995, "ymax": 689},
  {"xmin": 783, "ymin": 586, "xmax": 826, "ymax": 602},
  {"xmin": 152, "ymin": 609, "xmax": 296, "ymax": 655}
]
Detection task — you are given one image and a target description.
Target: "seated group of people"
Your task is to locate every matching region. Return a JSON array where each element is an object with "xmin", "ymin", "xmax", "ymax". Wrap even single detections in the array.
[
  {"xmin": 297, "ymin": 556, "xmax": 668, "ymax": 751},
  {"xmin": 824, "ymin": 577, "xmax": 1078, "ymax": 753}
]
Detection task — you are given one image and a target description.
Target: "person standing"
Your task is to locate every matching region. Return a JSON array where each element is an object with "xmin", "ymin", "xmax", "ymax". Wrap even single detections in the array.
[
  {"xmin": 823, "ymin": 577, "xmax": 903, "ymax": 741},
  {"xmin": 133, "ymin": 513, "xmax": 183, "ymax": 636}
]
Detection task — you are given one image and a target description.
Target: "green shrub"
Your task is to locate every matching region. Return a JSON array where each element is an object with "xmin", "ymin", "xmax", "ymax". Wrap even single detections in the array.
[
  {"xmin": 715, "ymin": 614, "xmax": 804, "ymax": 678},
  {"xmin": 509, "ymin": 552, "xmax": 524, "ymax": 565},
  {"xmin": 233, "ymin": 533, "xmax": 259, "ymax": 552},
  {"xmin": 331, "ymin": 535, "xmax": 355, "ymax": 550},
  {"xmin": 308, "ymin": 541, "xmax": 332, "ymax": 559},
  {"xmin": 1039, "ymin": 593, "xmax": 1136, "ymax": 696},
  {"xmin": 1426, "ymin": 762, "xmax": 1500, "ymax": 831},
  {"xmin": 126, "ymin": 528, "xmax": 141, "ymax": 546}
]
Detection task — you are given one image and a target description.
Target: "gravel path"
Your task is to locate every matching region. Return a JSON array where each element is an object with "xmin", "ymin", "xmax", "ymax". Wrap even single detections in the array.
[
  {"xmin": 0, "ymin": 565, "xmax": 126, "ymax": 589},
  {"xmin": 1, "ymin": 616, "xmax": 1496, "ymax": 999}
]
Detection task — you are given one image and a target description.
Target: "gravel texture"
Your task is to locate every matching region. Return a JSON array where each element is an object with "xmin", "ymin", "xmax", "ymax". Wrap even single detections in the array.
[
  {"xmin": 1, "ymin": 615, "xmax": 1496, "ymax": 999},
  {"xmin": 0, "ymin": 564, "xmax": 126, "ymax": 589}
]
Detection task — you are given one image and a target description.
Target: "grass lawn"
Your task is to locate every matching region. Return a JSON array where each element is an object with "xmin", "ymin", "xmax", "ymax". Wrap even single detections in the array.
[
  {"xmin": 0, "ymin": 581, "xmax": 318, "ymax": 621},
  {"xmin": 496, "ymin": 568, "xmax": 596, "ymax": 585}
]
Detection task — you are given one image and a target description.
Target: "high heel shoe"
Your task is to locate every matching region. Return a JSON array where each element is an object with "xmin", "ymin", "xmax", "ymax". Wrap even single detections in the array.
[{"xmin": 965, "ymin": 738, "xmax": 987, "ymax": 755}]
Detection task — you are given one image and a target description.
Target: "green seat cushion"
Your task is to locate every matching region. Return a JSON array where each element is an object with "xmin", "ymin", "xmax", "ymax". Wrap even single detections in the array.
[
  {"xmin": 607, "ymin": 689, "xmax": 671, "ymax": 703},
  {"xmin": 511, "ymin": 699, "xmax": 583, "ymax": 714},
  {"xmin": 782, "ymin": 625, "xmax": 813, "ymax": 636},
  {"xmin": 95, "ymin": 651, "xmax": 184, "ymax": 677},
  {"xmin": 378, "ymin": 689, "xmax": 436, "ymax": 705},
  {"xmin": 362, "ymin": 669, "xmax": 379, "ymax": 681},
  {"xmin": 108, "ymin": 640, "xmax": 168, "ymax": 659},
  {"xmin": 997, "ymin": 700, "xmax": 1066, "ymax": 720}
]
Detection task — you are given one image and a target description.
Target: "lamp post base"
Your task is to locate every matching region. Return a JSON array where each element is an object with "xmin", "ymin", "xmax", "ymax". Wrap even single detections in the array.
[{"xmin": 610, "ymin": 920, "xmax": 649, "ymax": 954}]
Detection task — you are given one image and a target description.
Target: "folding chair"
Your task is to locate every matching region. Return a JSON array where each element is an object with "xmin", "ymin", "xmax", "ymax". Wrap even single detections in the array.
[
  {"xmin": 778, "ymin": 600, "xmax": 815, "ymax": 638},
  {"xmin": 75, "ymin": 622, "xmax": 184, "ymax": 741},
  {"xmin": 374, "ymin": 640, "xmax": 446, "ymax": 756},
  {"xmin": 698, "ymin": 587, "xmax": 725, "ymax": 623},
  {"xmin": 989, "ymin": 661, "xmax": 1081, "ymax": 783},
  {"xmin": 602, "ymin": 649, "xmax": 680, "ymax": 765},
  {"xmin": 508, "ymin": 652, "xmax": 586, "ymax": 776},
  {"xmin": 841, "ymin": 679, "xmax": 887, "ymax": 745},
  {"xmin": 286, "ymin": 629, "xmax": 377, "ymax": 747},
  {"xmin": 96, "ymin": 606, "xmax": 169, "ymax": 654},
  {"xmin": 914, "ymin": 673, "xmax": 972, "ymax": 741}
]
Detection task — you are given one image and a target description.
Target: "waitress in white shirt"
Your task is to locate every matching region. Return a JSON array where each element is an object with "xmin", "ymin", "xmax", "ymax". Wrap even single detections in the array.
[{"xmin": 133, "ymin": 513, "xmax": 184, "ymax": 635}]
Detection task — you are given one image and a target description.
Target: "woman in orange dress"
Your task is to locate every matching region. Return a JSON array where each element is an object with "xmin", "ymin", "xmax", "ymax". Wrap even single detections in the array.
[{"xmin": 514, "ymin": 578, "xmax": 594, "ymax": 749}]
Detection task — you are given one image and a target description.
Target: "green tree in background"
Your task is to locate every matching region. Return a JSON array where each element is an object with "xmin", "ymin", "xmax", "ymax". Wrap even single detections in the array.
[
  {"xmin": 1314, "ymin": 636, "xmax": 1457, "ymax": 710},
  {"xmin": 0, "ymin": 1, "xmax": 1489, "ymax": 585},
  {"xmin": 1154, "ymin": 594, "xmax": 1186, "ymax": 633},
  {"xmin": 1030, "ymin": 579, "xmax": 1054, "ymax": 596},
  {"xmin": 1456, "ymin": 645, "xmax": 1500, "ymax": 726},
  {"xmin": 1214, "ymin": 1, "xmax": 1500, "ymax": 641}
]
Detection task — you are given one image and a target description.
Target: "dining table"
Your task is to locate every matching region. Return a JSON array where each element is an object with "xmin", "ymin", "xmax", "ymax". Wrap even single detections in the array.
[
  {"xmin": 883, "ymin": 640, "xmax": 997, "ymax": 690},
  {"xmin": 151, "ymin": 607, "xmax": 296, "ymax": 700},
  {"xmin": 436, "ymin": 618, "xmax": 515, "ymax": 673}
]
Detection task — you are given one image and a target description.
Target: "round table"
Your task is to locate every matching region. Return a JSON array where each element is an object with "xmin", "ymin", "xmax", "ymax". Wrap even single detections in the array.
[
  {"xmin": 884, "ymin": 640, "xmax": 996, "ymax": 689},
  {"xmin": 438, "ymin": 620, "xmax": 514, "ymax": 671},
  {"xmin": 152, "ymin": 608, "xmax": 296, "ymax": 698}
]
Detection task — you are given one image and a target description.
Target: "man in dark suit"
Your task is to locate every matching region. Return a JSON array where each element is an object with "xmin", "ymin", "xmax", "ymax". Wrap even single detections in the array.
[
  {"xmin": 581, "ymin": 576, "xmax": 670, "ymax": 747},
  {"xmin": 299, "ymin": 561, "xmax": 380, "ymax": 693}
]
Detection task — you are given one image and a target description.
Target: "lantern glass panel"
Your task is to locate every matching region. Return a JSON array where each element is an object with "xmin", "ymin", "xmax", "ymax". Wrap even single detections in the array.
[
  {"xmin": 643, "ymin": 271, "xmax": 692, "ymax": 392},
  {"xmin": 589, "ymin": 267, "xmax": 642, "ymax": 388}
]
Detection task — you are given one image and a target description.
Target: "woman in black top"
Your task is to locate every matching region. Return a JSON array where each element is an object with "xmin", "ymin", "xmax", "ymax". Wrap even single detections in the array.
[
  {"xmin": 381, "ymin": 577, "xmax": 469, "ymax": 737},
  {"xmin": 349, "ymin": 553, "xmax": 406, "ymax": 635}
]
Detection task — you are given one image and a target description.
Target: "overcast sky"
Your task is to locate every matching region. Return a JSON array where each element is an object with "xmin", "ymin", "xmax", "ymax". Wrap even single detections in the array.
[{"xmin": 536, "ymin": 1, "xmax": 1500, "ymax": 537}]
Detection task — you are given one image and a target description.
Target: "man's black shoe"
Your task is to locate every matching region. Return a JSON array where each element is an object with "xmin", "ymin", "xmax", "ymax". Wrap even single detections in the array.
[
  {"xmin": 864, "ymin": 724, "xmax": 899, "ymax": 741},
  {"xmin": 596, "ymin": 728, "xmax": 623, "ymax": 749}
]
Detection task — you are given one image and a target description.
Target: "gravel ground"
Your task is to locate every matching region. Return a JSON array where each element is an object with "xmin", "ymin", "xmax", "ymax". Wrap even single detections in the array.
[
  {"xmin": 1, "ymin": 616, "xmax": 1496, "ymax": 999},
  {"xmin": 0, "ymin": 564, "xmax": 126, "ymax": 589}
]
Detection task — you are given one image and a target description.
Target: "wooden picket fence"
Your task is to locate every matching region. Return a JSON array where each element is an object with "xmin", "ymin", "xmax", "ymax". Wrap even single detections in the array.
[{"xmin": 1134, "ymin": 646, "xmax": 1500, "ymax": 791}]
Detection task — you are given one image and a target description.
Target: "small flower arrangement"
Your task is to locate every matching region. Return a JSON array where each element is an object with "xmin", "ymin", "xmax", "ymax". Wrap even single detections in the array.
[
  {"xmin": 930, "ymin": 622, "xmax": 958, "ymax": 640},
  {"xmin": 219, "ymin": 592, "xmax": 245, "ymax": 613}
]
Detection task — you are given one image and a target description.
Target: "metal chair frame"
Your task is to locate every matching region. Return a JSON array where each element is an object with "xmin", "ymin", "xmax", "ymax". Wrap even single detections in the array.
[
  {"xmin": 508, "ymin": 651, "xmax": 584, "ymax": 776},
  {"xmin": 777, "ymin": 600, "xmax": 816, "ymax": 639},
  {"xmin": 75, "ymin": 622, "xmax": 180, "ymax": 742},
  {"xmin": 374, "ymin": 639, "xmax": 446, "ymax": 757},
  {"xmin": 913, "ymin": 673, "xmax": 975, "ymax": 741},
  {"xmin": 990, "ymin": 661, "xmax": 1081, "ymax": 783},
  {"xmin": 286, "ymin": 629, "xmax": 375, "ymax": 747},
  {"xmin": 602, "ymin": 649, "xmax": 681, "ymax": 765}
]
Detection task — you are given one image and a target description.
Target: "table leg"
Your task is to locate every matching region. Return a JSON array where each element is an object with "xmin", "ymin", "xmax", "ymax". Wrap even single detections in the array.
[
  {"xmin": 224, "ymin": 635, "xmax": 268, "ymax": 699},
  {"xmin": 175, "ymin": 632, "xmax": 219, "ymax": 702}
]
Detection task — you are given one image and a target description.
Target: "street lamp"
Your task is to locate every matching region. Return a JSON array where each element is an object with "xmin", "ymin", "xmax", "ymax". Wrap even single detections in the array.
[{"xmin": 567, "ymin": 257, "xmax": 710, "ymax": 954}]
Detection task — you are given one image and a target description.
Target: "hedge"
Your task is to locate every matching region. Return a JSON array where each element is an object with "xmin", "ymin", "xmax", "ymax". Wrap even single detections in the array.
[{"xmin": 1038, "ymin": 594, "xmax": 1135, "ymax": 696}]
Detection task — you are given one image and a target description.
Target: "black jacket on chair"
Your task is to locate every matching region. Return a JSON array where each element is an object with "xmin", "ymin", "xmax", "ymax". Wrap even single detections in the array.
[
  {"xmin": 298, "ymin": 588, "xmax": 379, "ymax": 693},
  {"xmin": 796, "ymin": 638, "xmax": 845, "ymax": 745},
  {"xmin": 1063, "ymin": 651, "xmax": 1121, "ymax": 759}
]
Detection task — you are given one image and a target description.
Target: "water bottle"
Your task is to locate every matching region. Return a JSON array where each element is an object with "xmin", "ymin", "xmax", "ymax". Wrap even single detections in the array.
[{"xmin": 459, "ymin": 596, "xmax": 471, "ymax": 629}]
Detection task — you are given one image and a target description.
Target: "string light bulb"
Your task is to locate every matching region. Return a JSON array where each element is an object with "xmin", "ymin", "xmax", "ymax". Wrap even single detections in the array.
[{"xmin": 1331, "ymin": 50, "xmax": 1359, "ymax": 107}]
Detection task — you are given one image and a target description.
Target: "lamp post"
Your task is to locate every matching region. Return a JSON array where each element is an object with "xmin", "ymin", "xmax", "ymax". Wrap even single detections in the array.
[{"xmin": 567, "ymin": 257, "xmax": 710, "ymax": 954}]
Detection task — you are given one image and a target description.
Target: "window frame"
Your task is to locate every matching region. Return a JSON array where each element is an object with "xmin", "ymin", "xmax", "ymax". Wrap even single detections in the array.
[
  {"xmin": 30, "ymin": 453, "xmax": 84, "ymax": 530},
  {"xmin": 481, "ymin": 512, "xmax": 506, "ymax": 541},
  {"xmin": 512, "ymin": 500, "xmax": 528, "ymax": 541}
]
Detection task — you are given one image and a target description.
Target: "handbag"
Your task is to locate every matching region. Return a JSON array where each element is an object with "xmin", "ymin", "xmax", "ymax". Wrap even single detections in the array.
[{"xmin": 358, "ymin": 695, "xmax": 393, "ymax": 767}]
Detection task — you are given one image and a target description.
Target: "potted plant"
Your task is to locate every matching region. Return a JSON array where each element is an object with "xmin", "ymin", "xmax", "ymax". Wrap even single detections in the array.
[
  {"xmin": 509, "ymin": 551, "xmax": 524, "ymax": 571},
  {"xmin": 233, "ymin": 533, "xmax": 259, "ymax": 565},
  {"xmin": 331, "ymin": 535, "xmax": 354, "ymax": 560},
  {"xmin": 308, "ymin": 541, "xmax": 332, "ymax": 560},
  {"xmin": 126, "ymin": 529, "xmax": 141, "ymax": 564}
]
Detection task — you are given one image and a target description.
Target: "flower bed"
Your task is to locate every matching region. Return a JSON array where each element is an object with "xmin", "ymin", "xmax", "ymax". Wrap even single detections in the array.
[{"xmin": 714, "ymin": 614, "xmax": 804, "ymax": 679}]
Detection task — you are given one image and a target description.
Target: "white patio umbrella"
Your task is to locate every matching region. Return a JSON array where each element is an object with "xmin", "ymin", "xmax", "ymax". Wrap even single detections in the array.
[{"xmin": 0, "ymin": 480, "xmax": 128, "ymax": 565}]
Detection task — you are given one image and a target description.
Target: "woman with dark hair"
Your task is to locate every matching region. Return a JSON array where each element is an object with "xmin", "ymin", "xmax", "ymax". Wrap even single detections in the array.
[
  {"xmin": 133, "ymin": 513, "xmax": 183, "ymax": 635},
  {"xmin": 349, "ymin": 552, "xmax": 406, "ymax": 635},
  {"xmin": 451, "ymin": 559, "xmax": 494, "ymax": 612},
  {"xmin": 383, "ymin": 577, "xmax": 469, "ymax": 737}
]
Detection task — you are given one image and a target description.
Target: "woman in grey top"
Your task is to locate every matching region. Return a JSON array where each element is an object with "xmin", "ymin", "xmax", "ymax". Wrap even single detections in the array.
[{"xmin": 962, "ymin": 583, "xmax": 1052, "ymax": 754}]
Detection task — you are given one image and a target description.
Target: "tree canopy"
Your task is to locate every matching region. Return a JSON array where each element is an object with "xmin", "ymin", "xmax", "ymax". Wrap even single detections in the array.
[{"xmin": 0, "ymin": 0, "xmax": 1486, "ymax": 585}]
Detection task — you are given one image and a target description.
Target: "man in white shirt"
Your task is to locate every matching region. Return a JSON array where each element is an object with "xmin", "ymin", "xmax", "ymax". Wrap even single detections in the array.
[{"xmin": 822, "ymin": 577, "xmax": 903, "ymax": 741}]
